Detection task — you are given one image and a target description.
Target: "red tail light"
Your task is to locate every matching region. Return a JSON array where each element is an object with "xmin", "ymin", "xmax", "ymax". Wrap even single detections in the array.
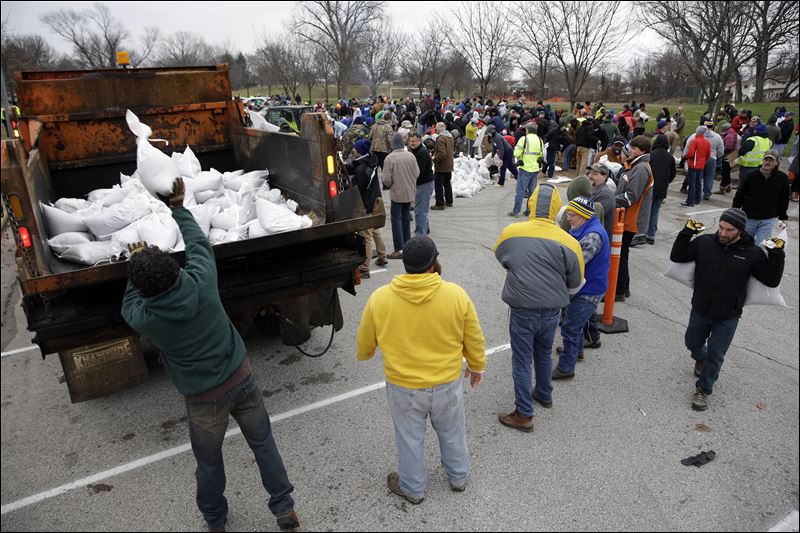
[
  {"xmin": 328, "ymin": 180, "xmax": 338, "ymax": 199},
  {"xmin": 19, "ymin": 226, "xmax": 32, "ymax": 248}
]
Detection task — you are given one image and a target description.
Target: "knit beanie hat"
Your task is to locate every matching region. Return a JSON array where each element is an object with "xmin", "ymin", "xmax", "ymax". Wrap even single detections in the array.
[
  {"xmin": 567, "ymin": 196, "xmax": 595, "ymax": 220},
  {"xmin": 402, "ymin": 236, "xmax": 439, "ymax": 274},
  {"xmin": 719, "ymin": 208, "xmax": 747, "ymax": 231},
  {"xmin": 353, "ymin": 116, "xmax": 364, "ymax": 125},
  {"xmin": 354, "ymin": 139, "xmax": 371, "ymax": 156}
]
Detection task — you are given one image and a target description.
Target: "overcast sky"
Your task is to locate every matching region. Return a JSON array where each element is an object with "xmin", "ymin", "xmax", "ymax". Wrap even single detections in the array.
[{"xmin": 2, "ymin": 1, "xmax": 658, "ymax": 62}]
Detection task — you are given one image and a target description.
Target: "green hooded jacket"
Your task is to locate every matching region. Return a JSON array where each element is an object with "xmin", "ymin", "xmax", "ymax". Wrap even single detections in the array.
[{"xmin": 121, "ymin": 206, "xmax": 246, "ymax": 396}]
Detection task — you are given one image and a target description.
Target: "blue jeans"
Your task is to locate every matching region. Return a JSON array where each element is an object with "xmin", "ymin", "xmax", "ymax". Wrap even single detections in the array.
[
  {"xmin": 744, "ymin": 217, "xmax": 777, "ymax": 246},
  {"xmin": 546, "ymin": 146, "xmax": 558, "ymax": 178},
  {"xmin": 687, "ymin": 167, "xmax": 703, "ymax": 205},
  {"xmin": 390, "ymin": 201, "xmax": 411, "ymax": 251},
  {"xmin": 415, "ymin": 181, "xmax": 435, "ymax": 235},
  {"xmin": 702, "ymin": 158, "xmax": 716, "ymax": 199},
  {"xmin": 185, "ymin": 373, "xmax": 294, "ymax": 528},
  {"xmin": 584, "ymin": 312, "xmax": 600, "ymax": 344},
  {"xmin": 498, "ymin": 151, "xmax": 518, "ymax": 185},
  {"xmin": 558, "ymin": 296, "xmax": 599, "ymax": 373},
  {"xmin": 509, "ymin": 307, "xmax": 560, "ymax": 417},
  {"xmin": 646, "ymin": 197, "xmax": 664, "ymax": 240},
  {"xmin": 773, "ymin": 143, "xmax": 786, "ymax": 160},
  {"xmin": 562, "ymin": 144, "xmax": 576, "ymax": 170},
  {"xmin": 386, "ymin": 378, "xmax": 468, "ymax": 498},
  {"xmin": 512, "ymin": 169, "xmax": 537, "ymax": 215},
  {"xmin": 685, "ymin": 307, "xmax": 739, "ymax": 394}
]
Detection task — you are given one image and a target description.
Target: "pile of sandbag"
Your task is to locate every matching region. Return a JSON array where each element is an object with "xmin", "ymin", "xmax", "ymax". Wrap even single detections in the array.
[
  {"xmin": 40, "ymin": 110, "xmax": 312, "ymax": 266},
  {"xmin": 451, "ymin": 156, "xmax": 492, "ymax": 198}
]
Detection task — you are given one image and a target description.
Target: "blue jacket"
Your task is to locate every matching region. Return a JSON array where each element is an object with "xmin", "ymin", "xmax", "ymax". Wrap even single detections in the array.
[{"xmin": 570, "ymin": 216, "xmax": 610, "ymax": 297}]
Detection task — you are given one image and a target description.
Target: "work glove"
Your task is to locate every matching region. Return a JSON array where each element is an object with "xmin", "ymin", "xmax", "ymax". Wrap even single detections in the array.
[
  {"xmin": 684, "ymin": 219, "xmax": 705, "ymax": 234},
  {"xmin": 766, "ymin": 238, "xmax": 785, "ymax": 250},
  {"xmin": 157, "ymin": 177, "xmax": 185, "ymax": 208},
  {"xmin": 127, "ymin": 241, "xmax": 148, "ymax": 256}
]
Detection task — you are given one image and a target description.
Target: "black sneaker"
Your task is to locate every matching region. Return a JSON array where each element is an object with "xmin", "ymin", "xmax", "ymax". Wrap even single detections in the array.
[
  {"xmin": 630, "ymin": 235, "xmax": 647, "ymax": 247},
  {"xmin": 276, "ymin": 511, "xmax": 300, "ymax": 531},
  {"xmin": 694, "ymin": 360, "xmax": 704, "ymax": 377},
  {"xmin": 552, "ymin": 368, "xmax": 575, "ymax": 380},
  {"xmin": 531, "ymin": 390, "xmax": 553, "ymax": 408}
]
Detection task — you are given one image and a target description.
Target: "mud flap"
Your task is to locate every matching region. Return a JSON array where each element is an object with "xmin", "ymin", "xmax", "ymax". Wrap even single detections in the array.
[{"xmin": 267, "ymin": 289, "xmax": 343, "ymax": 346}]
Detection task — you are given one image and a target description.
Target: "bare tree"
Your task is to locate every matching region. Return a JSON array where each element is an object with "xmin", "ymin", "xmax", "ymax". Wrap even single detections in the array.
[
  {"xmin": 298, "ymin": 43, "xmax": 322, "ymax": 103},
  {"xmin": 511, "ymin": 3, "xmax": 556, "ymax": 99},
  {"xmin": 397, "ymin": 25, "xmax": 442, "ymax": 98},
  {"xmin": 357, "ymin": 26, "xmax": 402, "ymax": 98},
  {"xmin": 542, "ymin": 1, "xmax": 631, "ymax": 110},
  {"xmin": 128, "ymin": 27, "xmax": 161, "ymax": 67},
  {"xmin": 41, "ymin": 3, "xmax": 159, "ymax": 69},
  {"xmin": 769, "ymin": 46, "xmax": 800, "ymax": 101},
  {"xmin": 442, "ymin": 52, "xmax": 474, "ymax": 99},
  {"xmin": 155, "ymin": 31, "xmax": 215, "ymax": 67},
  {"xmin": 750, "ymin": 1, "xmax": 799, "ymax": 102},
  {"xmin": 258, "ymin": 36, "xmax": 305, "ymax": 98},
  {"xmin": 640, "ymin": 1, "xmax": 758, "ymax": 112},
  {"xmin": 438, "ymin": 1, "xmax": 512, "ymax": 98},
  {"xmin": 292, "ymin": 1, "xmax": 386, "ymax": 99}
]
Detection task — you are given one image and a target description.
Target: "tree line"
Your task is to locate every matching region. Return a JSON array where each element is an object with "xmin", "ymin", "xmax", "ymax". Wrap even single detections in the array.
[{"xmin": 1, "ymin": 1, "xmax": 798, "ymax": 112}]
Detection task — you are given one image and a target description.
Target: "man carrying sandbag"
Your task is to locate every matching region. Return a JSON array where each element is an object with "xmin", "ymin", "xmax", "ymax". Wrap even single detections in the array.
[
  {"xmin": 122, "ymin": 178, "xmax": 300, "ymax": 532},
  {"xmin": 670, "ymin": 208, "xmax": 785, "ymax": 412}
]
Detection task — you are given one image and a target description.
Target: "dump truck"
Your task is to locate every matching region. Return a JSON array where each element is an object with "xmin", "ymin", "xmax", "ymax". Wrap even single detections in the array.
[{"xmin": 1, "ymin": 65, "xmax": 385, "ymax": 402}]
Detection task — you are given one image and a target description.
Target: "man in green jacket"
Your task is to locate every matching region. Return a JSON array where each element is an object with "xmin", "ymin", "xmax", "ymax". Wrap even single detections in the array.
[{"xmin": 122, "ymin": 178, "xmax": 299, "ymax": 532}]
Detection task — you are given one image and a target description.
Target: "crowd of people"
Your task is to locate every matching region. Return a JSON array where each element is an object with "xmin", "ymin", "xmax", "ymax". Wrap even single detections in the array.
[{"xmin": 115, "ymin": 92, "xmax": 792, "ymax": 530}]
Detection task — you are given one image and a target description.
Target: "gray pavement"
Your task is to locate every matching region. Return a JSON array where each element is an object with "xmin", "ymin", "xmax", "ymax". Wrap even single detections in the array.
[{"xmin": 1, "ymin": 174, "xmax": 798, "ymax": 531}]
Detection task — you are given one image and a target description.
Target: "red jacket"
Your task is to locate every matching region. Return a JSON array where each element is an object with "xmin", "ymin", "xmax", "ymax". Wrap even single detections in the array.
[
  {"xmin": 731, "ymin": 115, "xmax": 747, "ymax": 134},
  {"xmin": 686, "ymin": 135, "xmax": 711, "ymax": 170}
]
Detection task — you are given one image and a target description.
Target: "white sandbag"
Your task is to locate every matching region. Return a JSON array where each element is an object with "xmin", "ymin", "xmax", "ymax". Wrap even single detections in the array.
[
  {"xmin": 175, "ymin": 145, "xmax": 202, "ymax": 179},
  {"xmin": 286, "ymin": 199, "xmax": 299, "ymax": 213},
  {"xmin": 56, "ymin": 241, "xmax": 123, "ymax": 266},
  {"xmin": 247, "ymin": 110, "xmax": 280, "ymax": 132},
  {"xmin": 187, "ymin": 169, "xmax": 223, "ymax": 193},
  {"xmin": 136, "ymin": 211, "xmax": 179, "ymax": 251},
  {"xmin": 246, "ymin": 219, "xmax": 269, "ymax": 238},
  {"xmin": 207, "ymin": 227, "xmax": 244, "ymax": 245},
  {"xmin": 662, "ymin": 259, "xmax": 787, "ymax": 307},
  {"xmin": 203, "ymin": 194, "xmax": 233, "ymax": 209},
  {"xmin": 83, "ymin": 197, "xmax": 151, "ymax": 238},
  {"xmin": 223, "ymin": 170, "xmax": 267, "ymax": 192},
  {"xmin": 210, "ymin": 205, "xmax": 242, "ymax": 231},
  {"xmin": 41, "ymin": 202, "xmax": 90, "ymax": 235},
  {"xmin": 47, "ymin": 232, "xmax": 95, "ymax": 254},
  {"xmin": 125, "ymin": 110, "xmax": 178, "ymax": 197},
  {"xmin": 187, "ymin": 204, "xmax": 220, "ymax": 237},
  {"xmin": 208, "ymin": 228, "xmax": 227, "ymax": 244},
  {"xmin": 88, "ymin": 185, "xmax": 128, "ymax": 207},
  {"xmin": 195, "ymin": 187, "xmax": 225, "ymax": 203},
  {"xmin": 255, "ymin": 197, "xmax": 312, "ymax": 235},
  {"xmin": 107, "ymin": 223, "xmax": 141, "ymax": 246},
  {"xmin": 53, "ymin": 198, "xmax": 91, "ymax": 214},
  {"xmin": 662, "ymin": 261, "xmax": 694, "ymax": 288}
]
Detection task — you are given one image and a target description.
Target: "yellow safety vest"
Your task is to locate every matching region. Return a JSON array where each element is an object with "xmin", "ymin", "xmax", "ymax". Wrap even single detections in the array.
[
  {"xmin": 514, "ymin": 133, "xmax": 543, "ymax": 172},
  {"xmin": 288, "ymin": 119, "xmax": 300, "ymax": 133},
  {"xmin": 739, "ymin": 136, "xmax": 772, "ymax": 167}
]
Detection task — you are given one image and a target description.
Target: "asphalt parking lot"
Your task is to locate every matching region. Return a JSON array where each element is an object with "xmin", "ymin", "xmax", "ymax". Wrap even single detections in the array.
[{"xmin": 2, "ymin": 172, "xmax": 798, "ymax": 531}]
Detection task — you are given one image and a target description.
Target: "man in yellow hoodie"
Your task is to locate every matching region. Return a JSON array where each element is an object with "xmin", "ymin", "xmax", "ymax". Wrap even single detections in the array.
[
  {"xmin": 357, "ymin": 236, "xmax": 486, "ymax": 505},
  {"xmin": 494, "ymin": 183, "xmax": 584, "ymax": 432}
]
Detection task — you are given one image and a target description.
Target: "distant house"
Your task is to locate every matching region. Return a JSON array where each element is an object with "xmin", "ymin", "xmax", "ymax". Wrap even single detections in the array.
[
  {"xmin": 725, "ymin": 78, "xmax": 798, "ymax": 102},
  {"xmin": 507, "ymin": 81, "xmax": 529, "ymax": 92}
]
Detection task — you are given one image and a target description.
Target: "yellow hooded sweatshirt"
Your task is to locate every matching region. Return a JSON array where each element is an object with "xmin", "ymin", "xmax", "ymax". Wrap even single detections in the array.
[{"xmin": 357, "ymin": 273, "xmax": 486, "ymax": 389}]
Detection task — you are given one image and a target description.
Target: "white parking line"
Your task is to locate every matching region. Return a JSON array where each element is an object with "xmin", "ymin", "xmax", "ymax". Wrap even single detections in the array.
[
  {"xmin": 0, "ymin": 342, "xmax": 512, "ymax": 515},
  {"xmin": 1, "ymin": 345, "xmax": 38, "ymax": 359},
  {"xmin": 368, "ymin": 268, "xmax": 388, "ymax": 274},
  {"xmin": 769, "ymin": 510, "xmax": 799, "ymax": 532},
  {"xmin": 685, "ymin": 207, "xmax": 726, "ymax": 216}
]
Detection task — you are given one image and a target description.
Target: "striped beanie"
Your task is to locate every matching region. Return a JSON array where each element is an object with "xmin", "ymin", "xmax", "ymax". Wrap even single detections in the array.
[
  {"xmin": 567, "ymin": 196, "xmax": 595, "ymax": 220},
  {"xmin": 719, "ymin": 208, "xmax": 747, "ymax": 231}
]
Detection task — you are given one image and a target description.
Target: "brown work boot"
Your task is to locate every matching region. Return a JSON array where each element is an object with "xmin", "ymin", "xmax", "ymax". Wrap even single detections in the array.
[
  {"xmin": 375, "ymin": 257, "xmax": 388, "ymax": 266},
  {"xmin": 692, "ymin": 388, "xmax": 709, "ymax": 411},
  {"xmin": 387, "ymin": 472, "xmax": 424, "ymax": 504},
  {"xmin": 276, "ymin": 510, "xmax": 300, "ymax": 530},
  {"xmin": 694, "ymin": 360, "xmax": 704, "ymax": 377},
  {"xmin": 498, "ymin": 410, "xmax": 533, "ymax": 432}
]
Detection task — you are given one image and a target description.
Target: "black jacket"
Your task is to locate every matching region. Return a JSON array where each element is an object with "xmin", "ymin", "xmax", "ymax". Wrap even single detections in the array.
[
  {"xmin": 544, "ymin": 121, "xmax": 561, "ymax": 150},
  {"xmin": 732, "ymin": 168, "xmax": 790, "ymax": 221},
  {"xmin": 670, "ymin": 229, "xmax": 784, "ymax": 320},
  {"xmin": 650, "ymin": 135, "xmax": 676, "ymax": 199},
  {"xmin": 575, "ymin": 122, "xmax": 598, "ymax": 148},
  {"xmin": 348, "ymin": 153, "xmax": 381, "ymax": 214},
  {"xmin": 410, "ymin": 144, "xmax": 434, "ymax": 185}
]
